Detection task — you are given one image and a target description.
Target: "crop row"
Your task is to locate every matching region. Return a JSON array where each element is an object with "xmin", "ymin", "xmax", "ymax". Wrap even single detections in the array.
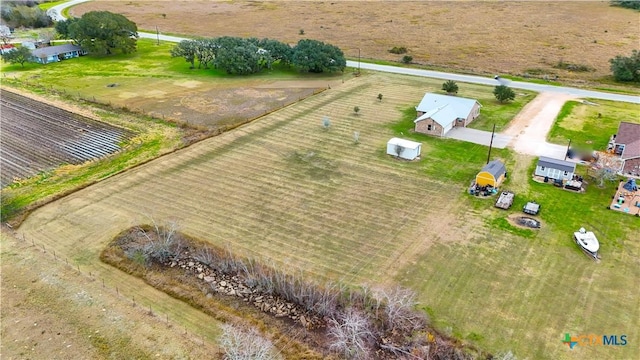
[{"xmin": 0, "ymin": 90, "xmax": 133, "ymax": 187}]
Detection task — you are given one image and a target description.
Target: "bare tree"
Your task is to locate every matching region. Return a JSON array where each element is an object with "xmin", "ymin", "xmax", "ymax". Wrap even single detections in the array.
[
  {"xmin": 353, "ymin": 131, "xmax": 360, "ymax": 144},
  {"xmin": 591, "ymin": 153, "xmax": 623, "ymax": 187},
  {"xmin": 353, "ymin": 106, "xmax": 360, "ymax": 115},
  {"xmin": 327, "ymin": 308, "xmax": 374, "ymax": 360},
  {"xmin": 137, "ymin": 216, "xmax": 183, "ymax": 265},
  {"xmin": 219, "ymin": 324, "xmax": 281, "ymax": 360},
  {"xmin": 377, "ymin": 287, "xmax": 427, "ymax": 332}
]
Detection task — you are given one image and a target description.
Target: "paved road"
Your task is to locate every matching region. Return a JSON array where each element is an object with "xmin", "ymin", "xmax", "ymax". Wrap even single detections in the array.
[
  {"xmin": 48, "ymin": 0, "xmax": 638, "ymax": 157},
  {"xmin": 346, "ymin": 61, "xmax": 640, "ymax": 104},
  {"xmin": 50, "ymin": 0, "xmax": 639, "ymax": 105}
]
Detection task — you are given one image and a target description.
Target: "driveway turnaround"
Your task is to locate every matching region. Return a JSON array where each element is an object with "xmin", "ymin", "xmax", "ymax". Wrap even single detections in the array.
[{"xmin": 503, "ymin": 93, "xmax": 576, "ymax": 158}]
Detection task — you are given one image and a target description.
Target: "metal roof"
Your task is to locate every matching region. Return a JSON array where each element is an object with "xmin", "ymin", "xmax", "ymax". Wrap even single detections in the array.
[
  {"xmin": 537, "ymin": 156, "xmax": 576, "ymax": 173},
  {"xmin": 387, "ymin": 137, "xmax": 421, "ymax": 150},
  {"xmin": 31, "ymin": 44, "xmax": 83, "ymax": 58},
  {"xmin": 414, "ymin": 93, "xmax": 480, "ymax": 127},
  {"xmin": 480, "ymin": 160, "xmax": 506, "ymax": 178}
]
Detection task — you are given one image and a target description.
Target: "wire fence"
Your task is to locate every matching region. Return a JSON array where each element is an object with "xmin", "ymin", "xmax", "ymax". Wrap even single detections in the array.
[{"xmin": 12, "ymin": 230, "xmax": 211, "ymax": 347}]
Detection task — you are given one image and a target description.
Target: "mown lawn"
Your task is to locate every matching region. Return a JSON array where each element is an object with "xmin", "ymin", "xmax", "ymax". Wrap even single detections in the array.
[
  {"xmin": 547, "ymin": 99, "xmax": 640, "ymax": 149},
  {"xmin": 399, "ymin": 157, "xmax": 639, "ymax": 359}
]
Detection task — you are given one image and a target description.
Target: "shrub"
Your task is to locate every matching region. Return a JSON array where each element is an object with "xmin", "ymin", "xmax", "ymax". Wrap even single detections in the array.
[
  {"xmin": 609, "ymin": 50, "xmax": 640, "ymax": 82},
  {"xmin": 388, "ymin": 46, "xmax": 407, "ymax": 54},
  {"xmin": 442, "ymin": 80, "xmax": 459, "ymax": 94},
  {"xmin": 401, "ymin": 55, "xmax": 413, "ymax": 64}
]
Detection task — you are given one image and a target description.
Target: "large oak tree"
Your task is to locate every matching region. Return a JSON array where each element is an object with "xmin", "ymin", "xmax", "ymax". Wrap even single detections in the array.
[{"xmin": 56, "ymin": 11, "xmax": 138, "ymax": 55}]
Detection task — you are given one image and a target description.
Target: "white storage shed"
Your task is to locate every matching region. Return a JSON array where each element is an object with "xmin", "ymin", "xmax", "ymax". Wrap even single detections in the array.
[{"xmin": 386, "ymin": 138, "xmax": 422, "ymax": 160}]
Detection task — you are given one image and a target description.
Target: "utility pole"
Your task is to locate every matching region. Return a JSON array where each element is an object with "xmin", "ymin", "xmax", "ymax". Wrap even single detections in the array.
[
  {"xmin": 565, "ymin": 139, "xmax": 572, "ymax": 160},
  {"xmin": 487, "ymin": 123, "xmax": 496, "ymax": 164},
  {"xmin": 358, "ymin": 48, "xmax": 361, "ymax": 75},
  {"xmin": 156, "ymin": 26, "xmax": 160, "ymax": 45}
]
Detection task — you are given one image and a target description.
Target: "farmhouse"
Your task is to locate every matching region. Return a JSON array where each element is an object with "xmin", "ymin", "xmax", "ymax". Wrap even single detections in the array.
[
  {"xmin": 414, "ymin": 93, "xmax": 481, "ymax": 137},
  {"xmin": 0, "ymin": 44, "xmax": 15, "ymax": 55},
  {"xmin": 534, "ymin": 156, "xmax": 576, "ymax": 181},
  {"xmin": 31, "ymin": 44, "xmax": 86, "ymax": 64},
  {"xmin": 610, "ymin": 122, "xmax": 640, "ymax": 177},
  {"xmin": 476, "ymin": 160, "xmax": 506, "ymax": 187},
  {"xmin": 386, "ymin": 138, "xmax": 422, "ymax": 160}
]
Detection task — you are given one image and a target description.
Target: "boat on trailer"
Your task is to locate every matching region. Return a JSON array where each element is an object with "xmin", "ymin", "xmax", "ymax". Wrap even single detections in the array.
[{"xmin": 573, "ymin": 227, "xmax": 600, "ymax": 260}]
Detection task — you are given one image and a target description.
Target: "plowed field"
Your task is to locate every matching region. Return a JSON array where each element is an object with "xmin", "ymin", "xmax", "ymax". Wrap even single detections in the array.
[{"xmin": 0, "ymin": 90, "xmax": 133, "ymax": 187}]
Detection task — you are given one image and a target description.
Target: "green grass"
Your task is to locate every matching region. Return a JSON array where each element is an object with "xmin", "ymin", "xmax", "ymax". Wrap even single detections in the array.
[
  {"xmin": 400, "ymin": 157, "xmax": 639, "ymax": 359},
  {"xmin": 547, "ymin": 99, "xmax": 640, "ymax": 149},
  {"xmin": 2, "ymin": 39, "xmax": 340, "ymax": 84},
  {"xmin": 469, "ymin": 91, "xmax": 536, "ymax": 131},
  {"xmin": 383, "ymin": 78, "xmax": 536, "ymax": 132},
  {"xmin": 38, "ymin": 0, "xmax": 68, "ymax": 11},
  {"xmin": 390, "ymin": 106, "xmax": 514, "ymax": 183}
]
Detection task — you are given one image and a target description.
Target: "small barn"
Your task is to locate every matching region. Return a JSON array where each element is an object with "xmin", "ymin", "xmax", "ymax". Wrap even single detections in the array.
[
  {"xmin": 535, "ymin": 156, "xmax": 576, "ymax": 181},
  {"xmin": 386, "ymin": 138, "xmax": 422, "ymax": 160},
  {"xmin": 476, "ymin": 160, "xmax": 506, "ymax": 187}
]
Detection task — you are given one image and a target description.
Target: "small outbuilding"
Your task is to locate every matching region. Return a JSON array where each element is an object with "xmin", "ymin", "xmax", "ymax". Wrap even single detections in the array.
[
  {"xmin": 535, "ymin": 156, "xmax": 576, "ymax": 181},
  {"xmin": 476, "ymin": 160, "xmax": 506, "ymax": 187},
  {"xmin": 386, "ymin": 138, "xmax": 422, "ymax": 160}
]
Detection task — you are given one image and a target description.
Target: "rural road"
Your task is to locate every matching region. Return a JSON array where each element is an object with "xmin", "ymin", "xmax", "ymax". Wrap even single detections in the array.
[
  {"xmin": 49, "ymin": 0, "xmax": 639, "ymax": 104},
  {"xmin": 48, "ymin": 0, "xmax": 638, "ymax": 157}
]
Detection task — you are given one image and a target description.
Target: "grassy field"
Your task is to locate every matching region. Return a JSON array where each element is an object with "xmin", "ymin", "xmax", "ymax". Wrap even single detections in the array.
[
  {"xmin": 0, "ymin": 229, "xmax": 221, "ymax": 359},
  {"xmin": 72, "ymin": 0, "xmax": 640, "ymax": 88},
  {"xmin": 1, "ymin": 39, "xmax": 343, "ymax": 129},
  {"xmin": 13, "ymin": 71, "xmax": 639, "ymax": 359},
  {"xmin": 548, "ymin": 99, "xmax": 640, "ymax": 149}
]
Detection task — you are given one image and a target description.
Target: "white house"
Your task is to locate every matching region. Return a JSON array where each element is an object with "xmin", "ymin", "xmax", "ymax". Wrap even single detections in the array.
[
  {"xmin": 387, "ymin": 138, "xmax": 422, "ymax": 160},
  {"xmin": 535, "ymin": 156, "xmax": 576, "ymax": 181},
  {"xmin": 414, "ymin": 93, "xmax": 482, "ymax": 137}
]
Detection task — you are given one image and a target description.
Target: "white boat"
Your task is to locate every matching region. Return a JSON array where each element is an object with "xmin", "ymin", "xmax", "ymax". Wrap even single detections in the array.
[{"xmin": 573, "ymin": 227, "xmax": 600, "ymax": 259}]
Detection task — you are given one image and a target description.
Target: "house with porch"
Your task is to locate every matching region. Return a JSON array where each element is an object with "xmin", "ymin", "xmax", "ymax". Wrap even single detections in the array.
[
  {"xmin": 611, "ymin": 122, "xmax": 640, "ymax": 177},
  {"xmin": 414, "ymin": 93, "xmax": 481, "ymax": 137},
  {"xmin": 31, "ymin": 44, "xmax": 86, "ymax": 64}
]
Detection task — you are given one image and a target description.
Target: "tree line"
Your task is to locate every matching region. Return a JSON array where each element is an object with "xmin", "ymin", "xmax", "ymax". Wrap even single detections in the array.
[
  {"xmin": 170, "ymin": 37, "xmax": 346, "ymax": 75},
  {"xmin": 0, "ymin": 0, "xmax": 52, "ymax": 29}
]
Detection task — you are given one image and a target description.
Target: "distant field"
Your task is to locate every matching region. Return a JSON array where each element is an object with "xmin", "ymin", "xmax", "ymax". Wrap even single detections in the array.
[
  {"xmin": 0, "ymin": 90, "xmax": 133, "ymax": 187},
  {"xmin": 73, "ymin": 0, "xmax": 640, "ymax": 86},
  {"xmin": 16, "ymin": 72, "xmax": 639, "ymax": 359},
  {"xmin": 1, "ymin": 40, "xmax": 343, "ymax": 129},
  {"xmin": 548, "ymin": 99, "xmax": 640, "ymax": 149}
]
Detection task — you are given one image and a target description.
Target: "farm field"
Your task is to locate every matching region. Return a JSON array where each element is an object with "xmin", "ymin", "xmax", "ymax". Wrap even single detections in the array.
[
  {"xmin": 73, "ymin": 0, "xmax": 640, "ymax": 86},
  {"xmin": 14, "ymin": 71, "xmax": 639, "ymax": 359},
  {"xmin": 0, "ymin": 90, "xmax": 133, "ymax": 187},
  {"xmin": 1, "ymin": 40, "xmax": 345, "ymax": 129}
]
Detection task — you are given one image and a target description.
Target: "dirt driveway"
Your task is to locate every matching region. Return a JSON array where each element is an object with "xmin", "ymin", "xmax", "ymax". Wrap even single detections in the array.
[{"xmin": 503, "ymin": 92, "xmax": 577, "ymax": 158}]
